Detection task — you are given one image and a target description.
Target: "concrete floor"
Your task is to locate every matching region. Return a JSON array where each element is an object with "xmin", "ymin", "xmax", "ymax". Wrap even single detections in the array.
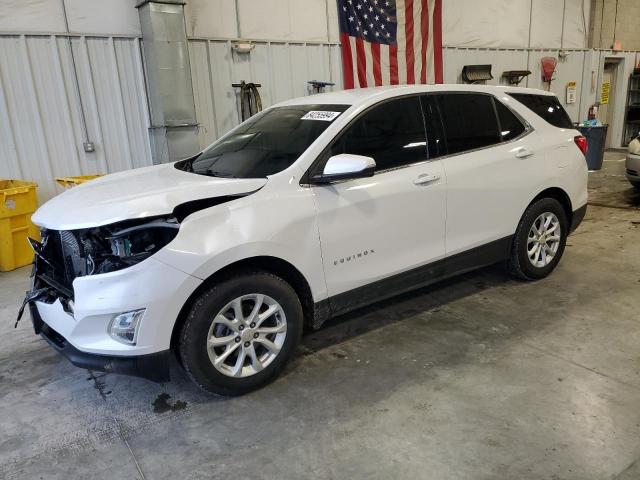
[{"xmin": 1, "ymin": 151, "xmax": 639, "ymax": 479}]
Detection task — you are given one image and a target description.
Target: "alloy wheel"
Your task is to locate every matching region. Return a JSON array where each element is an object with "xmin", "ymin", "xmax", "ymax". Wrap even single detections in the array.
[
  {"xmin": 527, "ymin": 212, "xmax": 561, "ymax": 268},
  {"xmin": 206, "ymin": 294, "xmax": 287, "ymax": 378}
]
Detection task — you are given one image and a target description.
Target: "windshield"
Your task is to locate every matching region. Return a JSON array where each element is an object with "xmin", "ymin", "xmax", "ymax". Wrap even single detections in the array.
[{"xmin": 176, "ymin": 104, "xmax": 350, "ymax": 178}]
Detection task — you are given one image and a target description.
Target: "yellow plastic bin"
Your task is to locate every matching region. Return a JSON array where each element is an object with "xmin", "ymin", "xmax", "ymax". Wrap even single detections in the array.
[
  {"xmin": 0, "ymin": 179, "xmax": 40, "ymax": 272},
  {"xmin": 56, "ymin": 175, "xmax": 102, "ymax": 189}
]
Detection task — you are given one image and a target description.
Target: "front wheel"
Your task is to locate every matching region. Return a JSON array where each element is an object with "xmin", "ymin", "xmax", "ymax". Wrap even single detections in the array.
[
  {"xmin": 178, "ymin": 271, "xmax": 303, "ymax": 395},
  {"xmin": 508, "ymin": 198, "xmax": 568, "ymax": 280}
]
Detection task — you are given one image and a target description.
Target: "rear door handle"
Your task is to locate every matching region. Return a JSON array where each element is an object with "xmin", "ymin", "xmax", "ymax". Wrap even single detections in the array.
[
  {"xmin": 514, "ymin": 148, "xmax": 534, "ymax": 159},
  {"xmin": 413, "ymin": 173, "xmax": 441, "ymax": 185}
]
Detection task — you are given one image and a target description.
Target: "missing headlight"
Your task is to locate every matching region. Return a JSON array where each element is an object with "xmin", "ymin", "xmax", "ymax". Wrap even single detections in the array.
[
  {"xmin": 92, "ymin": 217, "xmax": 179, "ymax": 273},
  {"xmin": 44, "ymin": 217, "xmax": 180, "ymax": 280},
  {"xmin": 107, "ymin": 218, "xmax": 179, "ymax": 261}
]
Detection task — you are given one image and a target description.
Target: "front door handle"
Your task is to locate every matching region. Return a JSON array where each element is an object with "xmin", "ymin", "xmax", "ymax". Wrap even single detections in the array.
[
  {"xmin": 413, "ymin": 173, "xmax": 441, "ymax": 185},
  {"xmin": 514, "ymin": 148, "xmax": 534, "ymax": 159}
]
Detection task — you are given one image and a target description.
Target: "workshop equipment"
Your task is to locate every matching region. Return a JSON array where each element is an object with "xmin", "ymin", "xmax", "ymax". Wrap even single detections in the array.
[
  {"xmin": 541, "ymin": 57, "xmax": 557, "ymax": 90},
  {"xmin": 232, "ymin": 81, "xmax": 263, "ymax": 121},
  {"xmin": 461, "ymin": 65, "xmax": 493, "ymax": 83},
  {"xmin": 308, "ymin": 80, "xmax": 335, "ymax": 94},
  {"xmin": 502, "ymin": 70, "xmax": 531, "ymax": 86}
]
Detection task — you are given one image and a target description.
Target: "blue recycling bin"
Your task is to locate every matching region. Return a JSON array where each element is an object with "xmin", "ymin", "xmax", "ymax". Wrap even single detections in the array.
[{"xmin": 577, "ymin": 125, "xmax": 608, "ymax": 171}]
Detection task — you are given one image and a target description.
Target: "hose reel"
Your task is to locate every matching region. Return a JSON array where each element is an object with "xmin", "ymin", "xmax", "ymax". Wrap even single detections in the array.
[{"xmin": 232, "ymin": 81, "xmax": 263, "ymax": 122}]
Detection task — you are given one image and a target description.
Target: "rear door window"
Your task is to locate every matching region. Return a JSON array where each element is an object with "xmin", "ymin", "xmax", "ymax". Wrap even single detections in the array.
[
  {"xmin": 507, "ymin": 93, "xmax": 573, "ymax": 129},
  {"xmin": 436, "ymin": 93, "xmax": 501, "ymax": 155}
]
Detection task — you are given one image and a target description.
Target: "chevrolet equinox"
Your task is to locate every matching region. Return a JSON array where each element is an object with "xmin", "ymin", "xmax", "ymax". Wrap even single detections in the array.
[{"xmin": 18, "ymin": 85, "xmax": 588, "ymax": 395}]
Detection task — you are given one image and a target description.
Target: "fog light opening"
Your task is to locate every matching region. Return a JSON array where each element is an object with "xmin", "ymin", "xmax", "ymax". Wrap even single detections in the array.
[{"xmin": 108, "ymin": 309, "xmax": 145, "ymax": 345}]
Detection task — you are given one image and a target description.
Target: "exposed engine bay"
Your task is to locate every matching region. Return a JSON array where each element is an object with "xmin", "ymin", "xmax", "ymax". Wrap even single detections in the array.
[{"xmin": 30, "ymin": 216, "xmax": 180, "ymax": 301}]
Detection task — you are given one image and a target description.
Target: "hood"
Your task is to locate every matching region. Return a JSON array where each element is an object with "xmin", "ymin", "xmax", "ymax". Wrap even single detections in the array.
[{"xmin": 32, "ymin": 163, "xmax": 267, "ymax": 230}]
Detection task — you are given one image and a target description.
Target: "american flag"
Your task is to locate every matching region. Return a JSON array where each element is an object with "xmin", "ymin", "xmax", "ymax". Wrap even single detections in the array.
[{"xmin": 338, "ymin": 0, "xmax": 443, "ymax": 88}]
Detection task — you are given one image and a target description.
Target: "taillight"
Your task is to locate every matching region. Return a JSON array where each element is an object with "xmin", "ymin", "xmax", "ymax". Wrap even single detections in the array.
[{"xmin": 574, "ymin": 135, "xmax": 588, "ymax": 156}]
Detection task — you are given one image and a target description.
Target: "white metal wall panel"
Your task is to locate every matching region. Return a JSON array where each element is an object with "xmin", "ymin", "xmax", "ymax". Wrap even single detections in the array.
[
  {"xmin": 189, "ymin": 39, "xmax": 342, "ymax": 149},
  {"xmin": 443, "ymin": 0, "xmax": 590, "ymax": 49},
  {"xmin": 579, "ymin": 50, "xmax": 601, "ymax": 121},
  {"xmin": 189, "ymin": 40, "xmax": 218, "ymax": 148},
  {"xmin": 0, "ymin": 34, "xmax": 152, "ymax": 201},
  {"xmin": 185, "ymin": 0, "xmax": 238, "ymax": 39},
  {"xmin": 113, "ymin": 38, "xmax": 153, "ymax": 170},
  {"xmin": 65, "ymin": 0, "xmax": 141, "ymax": 37},
  {"xmin": 330, "ymin": 43, "xmax": 343, "ymax": 90},
  {"xmin": 238, "ymin": 0, "xmax": 329, "ymax": 42},
  {"xmin": 0, "ymin": 70, "xmax": 21, "ymax": 179},
  {"xmin": 529, "ymin": 0, "xmax": 564, "ymax": 49},
  {"xmin": 0, "ymin": 0, "xmax": 65, "ymax": 34},
  {"xmin": 0, "ymin": 0, "xmax": 141, "ymax": 36},
  {"xmin": 0, "ymin": 35, "xmax": 58, "ymax": 201},
  {"xmin": 25, "ymin": 36, "xmax": 82, "ymax": 186}
]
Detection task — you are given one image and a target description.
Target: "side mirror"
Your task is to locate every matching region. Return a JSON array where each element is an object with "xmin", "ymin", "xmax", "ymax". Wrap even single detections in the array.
[{"xmin": 310, "ymin": 154, "xmax": 376, "ymax": 184}]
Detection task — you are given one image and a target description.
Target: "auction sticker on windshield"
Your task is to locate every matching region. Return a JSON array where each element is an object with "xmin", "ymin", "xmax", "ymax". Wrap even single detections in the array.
[{"xmin": 301, "ymin": 111, "xmax": 341, "ymax": 121}]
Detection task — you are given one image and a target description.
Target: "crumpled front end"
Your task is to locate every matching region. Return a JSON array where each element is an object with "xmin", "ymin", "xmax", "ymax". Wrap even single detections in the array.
[
  {"xmin": 18, "ymin": 163, "xmax": 266, "ymax": 381},
  {"xmin": 29, "ymin": 217, "xmax": 181, "ymax": 298},
  {"xmin": 18, "ymin": 221, "xmax": 201, "ymax": 382}
]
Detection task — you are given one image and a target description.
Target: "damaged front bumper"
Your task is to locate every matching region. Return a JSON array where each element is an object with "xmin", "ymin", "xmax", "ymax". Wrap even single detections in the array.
[
  {"xmin": 17, "ymin": 237, "xmax": 201, "ymax": 383},
  {"xmin": 30, "ymin": 302, "xmax": 171, "ymax": 382}
]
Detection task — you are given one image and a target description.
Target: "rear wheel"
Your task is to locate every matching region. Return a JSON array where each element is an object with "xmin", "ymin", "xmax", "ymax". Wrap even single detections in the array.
[
  {"xmin": 508, "ymin": 198, "xmax": 568, "ymax": 280},
  {"xmin": 178, "ymin": 271, "xmax": 303, "ymax": 395}
]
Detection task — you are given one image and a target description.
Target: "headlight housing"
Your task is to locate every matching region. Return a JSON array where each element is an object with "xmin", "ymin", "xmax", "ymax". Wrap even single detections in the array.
[
  {"xmin": 92, "ymin": 216, "xmax": 180, "ymax": 274},
  {"xmin": 106, "ymin": 218, "xmax": 179, "ymax": 263},
  {"xmin": 42, "ymin": 216, "xmax": 180, "ymax": 282}
]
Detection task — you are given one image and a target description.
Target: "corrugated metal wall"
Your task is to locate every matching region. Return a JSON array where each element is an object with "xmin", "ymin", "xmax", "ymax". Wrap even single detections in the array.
[
  {"xmin": 0, "ymin": 34, "xmax": 152, "ymax": 201},
  {"xmin": 188, "ymin": 38, "xmax": 342, "ymax": 149},
  {"xmin": 0, "ymin": 34, "xmax": 342, "ymax": 201}
]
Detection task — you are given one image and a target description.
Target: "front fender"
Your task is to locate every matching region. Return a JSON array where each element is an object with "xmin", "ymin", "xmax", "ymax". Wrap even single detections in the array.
[{"xmin": 153, "ymin": 186, "xmax": 328, "ymax": 302}]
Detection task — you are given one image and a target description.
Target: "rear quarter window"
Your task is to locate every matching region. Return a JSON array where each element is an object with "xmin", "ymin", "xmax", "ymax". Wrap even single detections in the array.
[
  {"xmin": 494, "ymin": 100, "xmax": 526, "ymax": 141},
  {"xmin": 508, "ymin": 93, "xmax": 573, "ymax": 129}
]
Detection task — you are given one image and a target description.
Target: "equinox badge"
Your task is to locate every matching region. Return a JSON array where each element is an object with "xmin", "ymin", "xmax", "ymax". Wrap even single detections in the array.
[{"xmin": 334, "ymin": 249, "xmax": 375, "ymax": 266}]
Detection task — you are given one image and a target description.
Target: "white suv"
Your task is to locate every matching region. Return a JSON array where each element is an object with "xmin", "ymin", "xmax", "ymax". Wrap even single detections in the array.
[{"xmin": 19, "ymin": 85, "xmax": 588, "ymax": 395}]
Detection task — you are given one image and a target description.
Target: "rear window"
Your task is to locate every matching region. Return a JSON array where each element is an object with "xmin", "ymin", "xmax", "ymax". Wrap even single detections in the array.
[{"xmin": 508, "ymin": 93, "xmax": 573, "ymax": 129}]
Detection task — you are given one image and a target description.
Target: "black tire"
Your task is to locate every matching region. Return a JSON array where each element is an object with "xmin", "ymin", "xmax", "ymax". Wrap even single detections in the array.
[
  {"xmin": 178, "ymin": 271, "xmax": 303, "ymax": 396},
  {"xmin": 630, "ymin": 180, "xmax": 640, "ymax": 189},
  {"xmin": 508, "ymin": 198, "xmax": 568, "ymax": 281}
]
